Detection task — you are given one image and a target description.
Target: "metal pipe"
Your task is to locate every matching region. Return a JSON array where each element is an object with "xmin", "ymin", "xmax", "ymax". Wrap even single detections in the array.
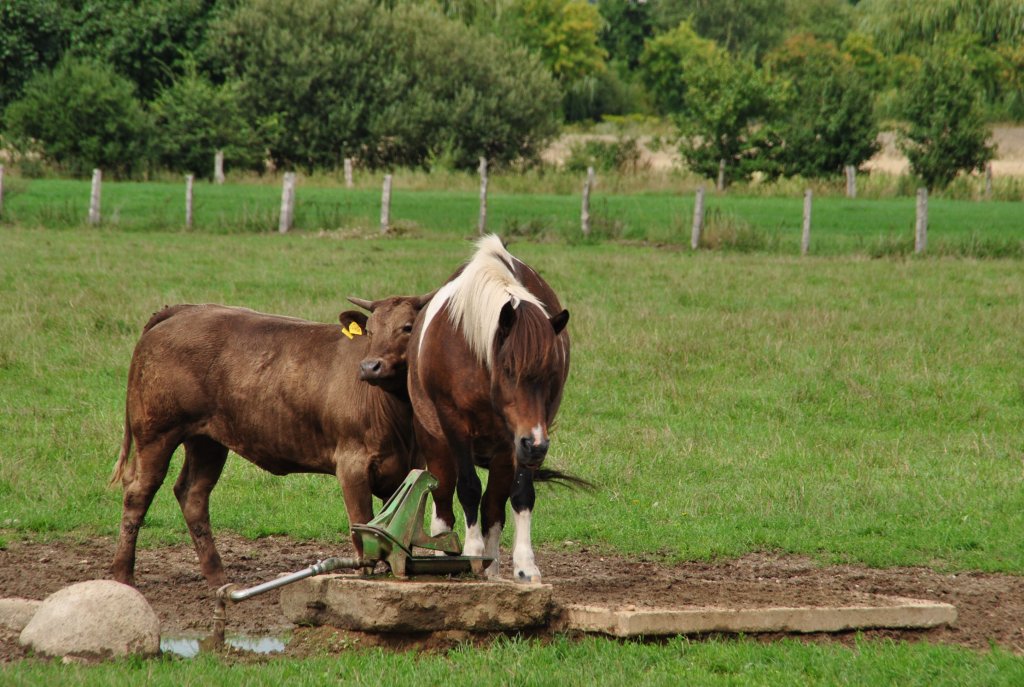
[{"xmin": 219, "ymin": 556, "xmax": 368, "ymax": 604}]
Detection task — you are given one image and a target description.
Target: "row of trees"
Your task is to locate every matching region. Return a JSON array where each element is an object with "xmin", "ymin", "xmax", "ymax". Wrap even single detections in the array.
[
  {"xmin": 0, "ymin": 0, "xmax": 561, "ymax": 178},
  {"xmin": 0, "ymin": 0, "xmax": 1015, "ymax": 188}
]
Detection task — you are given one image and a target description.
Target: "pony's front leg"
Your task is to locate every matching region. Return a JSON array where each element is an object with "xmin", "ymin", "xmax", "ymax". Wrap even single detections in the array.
[
  {"xmin": 479, "ymin": 458, "xmax": 515, "ymax": 579},
  {"xmin": 416, "ymin": 423, "xmax": 459, "ymax": 543},
  {"xmin": 510, "ymin": 466, "xmax": 541, "ymax": 583}
]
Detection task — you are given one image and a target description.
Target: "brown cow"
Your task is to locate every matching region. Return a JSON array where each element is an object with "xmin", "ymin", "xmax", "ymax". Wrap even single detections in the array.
[{"xmin": 109, "ymin": 294, "xmax": 430, "ymax": 587}]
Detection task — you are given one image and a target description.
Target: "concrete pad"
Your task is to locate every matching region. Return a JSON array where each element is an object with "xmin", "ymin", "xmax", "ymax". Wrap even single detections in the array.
[
  {"xmin": 280, "ymin": 575, "xmax": 553, "ymax": 632},
  {"xmin": 559, "ymin": 596, "xmax": 957, "ymax": 637},
  {"xmin": 0, "ymin": 598, "xmax": 42, "ymax": 632}
]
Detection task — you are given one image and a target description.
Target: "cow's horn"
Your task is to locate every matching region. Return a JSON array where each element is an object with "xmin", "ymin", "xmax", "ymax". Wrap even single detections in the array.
[{"xmin": 348, "ymin": 297, "xmax": 375, "ymax": 312}]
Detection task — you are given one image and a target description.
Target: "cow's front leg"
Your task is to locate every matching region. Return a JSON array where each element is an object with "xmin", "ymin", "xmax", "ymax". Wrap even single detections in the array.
[
  {"xmin": 510, "ymin": 465, "xmax": 541, "ymax": 583},
  {"xmin": 336, "ymin": 451, "xmax": 375, "ymax": 560}
]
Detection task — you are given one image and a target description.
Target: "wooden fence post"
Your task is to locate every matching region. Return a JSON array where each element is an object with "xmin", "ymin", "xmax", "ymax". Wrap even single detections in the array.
[
  {"xmin": 477, "ymin": 157, "xmax": 488, "ymax": 236},
  {"xmin": 380, "ymin": 174, "xmax": 392, "ymax": 235},
  {"xmin": 344, "ymin": 158, "xmax": 354, "ymax": 188},
  {"xmin": 214, "ymin": 150, "xmax": 225, "ymax": 185},
  {"xmin": 691, "ymin": 186, "xmax": 705, "ymax": 250},
  {"xmin": 88, "ymin": 168, "xmax": 102, "ymax": 225},
  {"xmin": 985, "ymin": 162, "xmax": 993, "ymax": 200},
  {"xmin": 0, "ymin": 164, "xmax": 4, "ymax": 219},
  {"xmin": 716, "ymin": 159, "xmax": 726, "ymax": 192},
  {"xmin": 845, "ymin": 165, "xmax": 857, "ymax": 198},
  {"xmin": 915, "ymin": 187, "xmax": 928, "ymax": 254},
  {"xmin": 278, "ymin": 172, "xmax": 296, "ymax": 234},
  {"xmin": 581, "ymin": 166, "xmax": 594, "ymax": 237},
  {"xmin": 185, "ymin": 174, "xmax": 194, "ymax": 229},
  {"xmin": 801, "ymin": 189, "xmax": 812, "ymax": 256}
]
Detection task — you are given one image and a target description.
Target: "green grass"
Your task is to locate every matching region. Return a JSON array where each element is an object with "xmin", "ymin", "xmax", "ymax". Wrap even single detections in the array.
[
  {"xmin": 2, "ymin": 224, "xmax": 1023, "ymax": 677},
  {"xmin": 4, "ymin": 636, "xmax": 1024, "ymax": 686},
  {"xmin": 3, "ymin": 177, "xmax": 1023, "ymax": 256}
]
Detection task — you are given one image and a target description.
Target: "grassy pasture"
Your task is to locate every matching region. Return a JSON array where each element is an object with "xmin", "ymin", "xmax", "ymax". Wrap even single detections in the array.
[
  {"xmin": 3, "ymin": 177, "xmax": 1024, "ymax": 256},
  {"xmin": 1, "ymin": 219, "xmax": 1023, "ymax": 679}
]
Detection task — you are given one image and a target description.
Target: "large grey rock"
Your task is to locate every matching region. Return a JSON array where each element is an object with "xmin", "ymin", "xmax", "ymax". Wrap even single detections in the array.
[
  {"xmin": 19, "ymin": 580, "xmax": 160, "ymax": 659},
  {"xmin": 281, "ymin": 575, "xmax": 553, "ymax": 632},
  {"xmin": 0, "ymin": 598, "xmax": 42, "ymax": 632}
]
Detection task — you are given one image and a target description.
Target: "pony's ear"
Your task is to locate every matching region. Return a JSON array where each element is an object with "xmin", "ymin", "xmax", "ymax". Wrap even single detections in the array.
[
  {"xmin": 498, "ymin": 300, "xmax": 517, "ymax": 339},
  {"xmin": 550, "ymin": 309, "xmax": 569, "ymax": 335},
  {"xmin": 339, "ymin": 310, "xmax": 369, "ymax": 329}
]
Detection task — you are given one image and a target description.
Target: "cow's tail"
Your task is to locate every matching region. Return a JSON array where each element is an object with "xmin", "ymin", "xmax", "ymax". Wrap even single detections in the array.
[
  {"xmin": 109, "ymin": 407, "xmax": 134, "ymax": 486},
  {"xmin": 109, "ymin": 304, "xmax": 190, "ymax": 487},
  {"xmin": 533, "ymin": 468, "xmax": 596, "ymax": 491}
]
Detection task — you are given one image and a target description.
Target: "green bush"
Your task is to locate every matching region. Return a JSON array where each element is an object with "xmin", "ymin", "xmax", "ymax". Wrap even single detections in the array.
[
  {"xmin": 149, "ymin": 69, "xmax": 265, "ymax": 178},
  {"xmin": 565, "ymin": 137, "xmax": 645, "ymax": 174},
  {"xmin": 3, "ymin": 57, "xmax": 150, "ymax": 178},
  {"xmin": 207, "ymin": 0, "xmax": 560, "ymax": 171}
]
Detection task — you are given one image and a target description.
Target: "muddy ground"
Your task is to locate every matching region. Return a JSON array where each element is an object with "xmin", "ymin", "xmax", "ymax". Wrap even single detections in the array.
[{"xmin": 2, "ymin": 533, "xmax": 1023, "ymax": 662}]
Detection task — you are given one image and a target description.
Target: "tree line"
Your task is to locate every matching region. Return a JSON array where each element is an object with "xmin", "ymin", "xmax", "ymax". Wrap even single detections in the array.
[{"xmin": 1, "ymin": 0, "xmax": 1018, "ymax": 189}]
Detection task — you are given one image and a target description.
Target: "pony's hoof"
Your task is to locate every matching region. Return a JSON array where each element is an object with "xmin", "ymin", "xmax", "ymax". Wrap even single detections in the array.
[{"xmin": 514, "ymin": 570, "xmax": 542, "ymax": 585}]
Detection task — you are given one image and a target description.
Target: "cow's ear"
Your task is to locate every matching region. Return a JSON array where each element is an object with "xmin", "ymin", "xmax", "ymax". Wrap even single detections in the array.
[
  {"xmin": 339, "ymin": 311, "xmax": 369, "ymax": 329},
  {"xmin": 550, "ymin": 309, "xmax": 569, "ymax": 335}
]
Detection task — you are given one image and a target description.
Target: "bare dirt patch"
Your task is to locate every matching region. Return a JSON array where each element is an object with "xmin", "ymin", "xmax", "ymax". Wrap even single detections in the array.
[{"xmin": 2, "ymin": 534, "xmax": 1023, "ymax": 662}]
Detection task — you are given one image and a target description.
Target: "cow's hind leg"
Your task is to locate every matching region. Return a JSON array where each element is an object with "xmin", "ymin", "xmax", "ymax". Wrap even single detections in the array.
[
  {"xmin": 173, "ymin": 436, "xmax": 229, "ymax": 587},
  {"xmin": 111, "ymin": 436, "xmax": 178, "ymax": 586}
]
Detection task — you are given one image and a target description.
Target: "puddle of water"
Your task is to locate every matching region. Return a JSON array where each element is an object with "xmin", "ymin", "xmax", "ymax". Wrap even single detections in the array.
[{"xmin": 160, "ymin": 633, "xmax": 288, "ymax": 658}]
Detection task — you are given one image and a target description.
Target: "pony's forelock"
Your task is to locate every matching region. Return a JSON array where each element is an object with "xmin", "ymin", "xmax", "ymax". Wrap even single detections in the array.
[{"xmin": 419, "ymin": 235, "xmax": 547, "ymax": 370}]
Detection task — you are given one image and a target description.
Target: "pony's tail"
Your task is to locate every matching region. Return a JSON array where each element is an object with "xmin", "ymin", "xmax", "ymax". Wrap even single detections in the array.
[
  {"xmin": 109, "ymin": 408, "xmax": 133, "ymax": 486},
  {"xmin": 533, "ymin": 468, "xmax": 596, "ymax": 491}
]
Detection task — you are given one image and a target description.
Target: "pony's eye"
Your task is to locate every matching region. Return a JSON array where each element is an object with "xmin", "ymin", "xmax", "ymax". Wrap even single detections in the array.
[{"xmin": 402, "ymin": 324, "xmax": 413, "ymax": 333}]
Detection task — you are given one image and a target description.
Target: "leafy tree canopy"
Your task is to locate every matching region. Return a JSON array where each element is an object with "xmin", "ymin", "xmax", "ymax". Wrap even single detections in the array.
[
  {"xmin": 0, "ymin": 0, "xmax": 69, "ymax": 114},
  {"xmin": 500, "ymin": 0, "xmax": 607, "ymax": 83},
  {"xmin": 897, "ymin": 46, "xmax": 995, "ymax": 189}
]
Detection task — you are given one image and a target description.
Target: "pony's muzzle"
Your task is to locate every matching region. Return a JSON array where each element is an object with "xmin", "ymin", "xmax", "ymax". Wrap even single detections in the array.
[{"xmin": 517, "ymin": 436, "xmax": 549, "ymax": 467}]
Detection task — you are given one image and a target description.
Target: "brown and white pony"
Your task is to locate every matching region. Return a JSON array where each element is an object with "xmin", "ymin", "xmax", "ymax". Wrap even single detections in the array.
[{"xmin": 408, "ymin": 235, "xmax": 570, "ymax": 582}]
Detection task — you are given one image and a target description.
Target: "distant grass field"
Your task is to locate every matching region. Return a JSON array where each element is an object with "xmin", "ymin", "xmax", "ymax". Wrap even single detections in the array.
[
  {"xmin": 2, "ymin": 177, "xmax": 1023, "ymax": 256},
  {"xmin": 1, "ymin": 223, "xmax": 1023, "ymax": 679}
]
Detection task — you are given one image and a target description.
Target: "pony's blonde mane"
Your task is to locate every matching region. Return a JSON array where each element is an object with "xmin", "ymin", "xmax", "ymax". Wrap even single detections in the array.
[{"xmin": 420, "ymin": 235, "xmax": 546, "ymax": 370}]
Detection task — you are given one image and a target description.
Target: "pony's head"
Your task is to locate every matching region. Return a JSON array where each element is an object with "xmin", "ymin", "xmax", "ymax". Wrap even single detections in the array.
[{"xmin": 492, "ymin": 298, "xmax": 570, "ymax": 469}]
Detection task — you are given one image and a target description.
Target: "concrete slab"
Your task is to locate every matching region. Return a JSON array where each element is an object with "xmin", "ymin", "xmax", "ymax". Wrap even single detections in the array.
[
  {"xmin": 559, "ymin": 596, "xmax": 957, "ymax": 637},
  {"xmin": 280, "ymin": 575, "xmax": 553, "ymax": 633}
]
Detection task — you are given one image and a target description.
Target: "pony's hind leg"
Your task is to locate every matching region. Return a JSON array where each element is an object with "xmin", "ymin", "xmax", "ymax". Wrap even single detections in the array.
[
  {"xmin": 509, "ymin": 465, "xmax": 540, "ymax": 583},
  {"xmin": 110, "ymin": 436, "xmax": 178, "ymax": 586},
  {"xmin": 173, "ymin": 436, "xmax": 229, "ymax": 587}
]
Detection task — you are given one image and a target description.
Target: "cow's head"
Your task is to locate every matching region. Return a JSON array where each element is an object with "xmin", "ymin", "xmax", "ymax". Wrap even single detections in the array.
[{"xmin": 345, "ymin": 292, "xmax": 434, "ymax": 392}]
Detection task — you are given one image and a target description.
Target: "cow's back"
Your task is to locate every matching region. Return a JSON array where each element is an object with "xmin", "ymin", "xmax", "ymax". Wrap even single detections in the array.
[{"xmin": 126, "ymin": 304, "xmax": 369, "ymax": 474}]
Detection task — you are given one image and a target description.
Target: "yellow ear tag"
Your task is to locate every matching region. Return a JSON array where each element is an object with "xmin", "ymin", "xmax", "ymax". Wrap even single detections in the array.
[{"xmin": 341, "ymin": 322, "xmax": 363, "ymax": 340}]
